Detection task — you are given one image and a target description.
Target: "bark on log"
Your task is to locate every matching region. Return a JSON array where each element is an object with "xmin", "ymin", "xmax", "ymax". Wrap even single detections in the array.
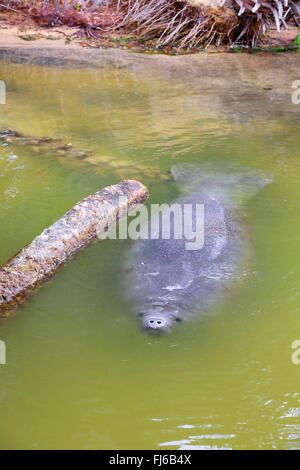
[{"xmin": 0, "ymin": 180, "xmax": 149, "ymax": 318}]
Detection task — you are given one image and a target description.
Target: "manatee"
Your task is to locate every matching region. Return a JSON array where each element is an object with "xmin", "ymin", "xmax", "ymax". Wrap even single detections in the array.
[{"xmin": 125, "ymin": 163, "xmax": 272, "ymax": 334}]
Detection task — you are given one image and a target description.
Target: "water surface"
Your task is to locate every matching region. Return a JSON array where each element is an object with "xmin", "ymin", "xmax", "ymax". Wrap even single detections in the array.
[{"xmin": 0, "ymin": 48, "xmax": 299, "ymax": 450}]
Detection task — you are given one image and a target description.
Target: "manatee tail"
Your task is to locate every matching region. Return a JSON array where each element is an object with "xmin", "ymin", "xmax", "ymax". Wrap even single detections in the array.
[{"xmin": 171, "ymin": 162, "xmax": 273, "ymax": 204}]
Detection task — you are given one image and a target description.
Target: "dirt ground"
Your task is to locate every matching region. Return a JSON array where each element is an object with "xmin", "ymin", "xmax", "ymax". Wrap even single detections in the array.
[{"xmin": 0, "ymin": 8, "xmax": 299, "ymax": 54}]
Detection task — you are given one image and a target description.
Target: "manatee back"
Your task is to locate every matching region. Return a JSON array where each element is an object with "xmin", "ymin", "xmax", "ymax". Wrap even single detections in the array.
[{"xmin": 124, "ymin": 191, "xmax": 247, "ymax": 320}]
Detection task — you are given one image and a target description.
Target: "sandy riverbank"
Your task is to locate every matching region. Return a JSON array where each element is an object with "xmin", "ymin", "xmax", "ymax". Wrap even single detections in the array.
[{"xmin": 0, "ymin": 8, "xmax": 299, "ymax": 54}]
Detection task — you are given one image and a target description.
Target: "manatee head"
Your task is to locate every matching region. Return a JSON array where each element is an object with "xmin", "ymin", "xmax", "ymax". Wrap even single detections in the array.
[{"xmin": 139, "ymin": 312, "xmax": 182, "ymax": 334}]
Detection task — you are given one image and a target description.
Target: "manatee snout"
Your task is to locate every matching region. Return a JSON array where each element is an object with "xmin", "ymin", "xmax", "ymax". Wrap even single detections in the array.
[{"xmin": 141, "ymin": 314, "xmax": 172, "ymax": 334}]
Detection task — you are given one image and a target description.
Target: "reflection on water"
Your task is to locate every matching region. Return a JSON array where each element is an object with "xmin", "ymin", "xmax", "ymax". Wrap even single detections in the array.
[
  {"xmin": 155, "ymin": 392, "xmax": 300, "ymax": 450},
  {"xmin": 0, "ymin": 48, "xmax": 299, "ymax": 450}
]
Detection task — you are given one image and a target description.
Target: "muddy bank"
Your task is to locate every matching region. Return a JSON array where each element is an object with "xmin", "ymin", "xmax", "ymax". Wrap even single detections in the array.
[
  {"xmin": 1, "ymin": 2, "xmax": 300, "ymax": 51},
  {"xmin": 0, "ymin": 9, "xmax": 299, "ymax": 55}
]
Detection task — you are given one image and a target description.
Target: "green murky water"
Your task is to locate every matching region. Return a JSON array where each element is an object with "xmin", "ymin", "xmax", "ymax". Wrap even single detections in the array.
[{"xmin": 0, "ymin": 49, "xmax": 299, "ymax": 450}]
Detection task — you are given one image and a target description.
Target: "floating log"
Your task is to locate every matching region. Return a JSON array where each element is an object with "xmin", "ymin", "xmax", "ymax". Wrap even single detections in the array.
[{"xmin": 0, "ymin": 180, "xmax": 149, "ymax": 317}]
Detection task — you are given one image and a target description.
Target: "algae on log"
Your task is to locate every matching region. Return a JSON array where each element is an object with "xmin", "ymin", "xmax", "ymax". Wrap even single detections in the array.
[{"xmin": 0, "ymin": 180, "xmax": 149, "ymax": 318}]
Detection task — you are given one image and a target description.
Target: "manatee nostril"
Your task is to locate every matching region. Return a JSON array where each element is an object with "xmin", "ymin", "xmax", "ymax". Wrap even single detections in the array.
[
  {"xmin": 142, "ymin": 316, "xmax": 171, "ymax": 334},
  {"xmin": 147, "ymin": 319, "xmax": 164, "ymax": 327}
]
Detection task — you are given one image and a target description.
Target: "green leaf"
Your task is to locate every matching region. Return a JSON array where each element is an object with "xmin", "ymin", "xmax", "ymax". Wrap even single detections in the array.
[{"xmin": 293, "ymin": 34, "xmax": 300, "ymax": 46}]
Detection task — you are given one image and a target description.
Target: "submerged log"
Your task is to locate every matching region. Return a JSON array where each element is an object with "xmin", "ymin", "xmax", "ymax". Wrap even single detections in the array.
[
  {"xmin": 0, "ymin": 128, "xmax": 169, "ymax": 181},
  {"xmin": 0, "ymin": 180, "xmax": 149, "ymax": 318}
]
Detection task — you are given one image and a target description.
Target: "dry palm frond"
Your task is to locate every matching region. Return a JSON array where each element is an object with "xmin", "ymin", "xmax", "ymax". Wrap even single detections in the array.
[
  {"xmin": 113, "ymin": 0, "xmax": 300, "ymax": 46},
  {"xmin": 112, "ymin": 0, "xmax": 239, "ymax": 47}
]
